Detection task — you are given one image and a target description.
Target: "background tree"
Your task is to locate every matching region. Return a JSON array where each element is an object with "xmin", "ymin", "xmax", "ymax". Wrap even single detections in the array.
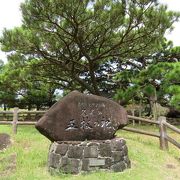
[
  {"xmin": 0, "ymin": 57, "xmax": 58, "ymax": 110},
  {"xmin": 0, "ymin": 62, "xmax": 17, "ymax": 110},
  {"xmin": 0, "ymin": 0, "xmax": 179, "ymax": 97},
  {"xmin": 0, "ymin": 60, "xmax": 3, "ymax": 70},
  {"xmin": 114, "ymin": 42, "xmax": 180, "ymax": 117}
]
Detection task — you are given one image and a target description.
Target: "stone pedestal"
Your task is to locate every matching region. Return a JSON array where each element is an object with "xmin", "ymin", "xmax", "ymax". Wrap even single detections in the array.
[{"xmin": 48, "ymin": 138, "xmax": 130, "ymax": 174}]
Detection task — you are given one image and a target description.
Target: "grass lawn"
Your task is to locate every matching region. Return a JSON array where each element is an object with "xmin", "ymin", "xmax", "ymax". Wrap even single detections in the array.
[{"xmin": 0, "ymin": 124, "xmax": 179, "ymax": 180}]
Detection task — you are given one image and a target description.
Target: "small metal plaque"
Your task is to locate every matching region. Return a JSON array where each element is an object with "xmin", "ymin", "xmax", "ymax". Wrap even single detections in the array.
[{"xmin": 89, "ymin": 158, "xmax": 105, "ymax": 166}]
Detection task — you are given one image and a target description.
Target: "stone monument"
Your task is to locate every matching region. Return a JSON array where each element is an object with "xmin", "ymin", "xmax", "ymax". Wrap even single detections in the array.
[{"xmin": 36, "ymin": 91, "xmax": 130, "ymax": 174}]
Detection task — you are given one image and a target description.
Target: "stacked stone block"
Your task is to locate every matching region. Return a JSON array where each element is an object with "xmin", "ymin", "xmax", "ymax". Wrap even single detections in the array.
[{"xmin": 48, "ymin": 138, "xmax": 131, "ymax": 174}]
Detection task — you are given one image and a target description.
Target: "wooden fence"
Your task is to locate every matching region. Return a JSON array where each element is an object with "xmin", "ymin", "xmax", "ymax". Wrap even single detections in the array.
[
  {"xmin": 0, "ymin": 108, "xmax": 45, "ymax": 134},
  {"xmin": 0, "ymin": 108, "xmax": 179, "ymax": 151},
  {"xmin": 124, "ymin": 115, "xmax": 180, "ymax": 150}
]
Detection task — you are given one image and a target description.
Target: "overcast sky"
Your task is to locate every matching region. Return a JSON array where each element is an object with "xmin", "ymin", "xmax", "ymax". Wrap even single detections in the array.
[{"xmin": 0, "ymin": 0, "xmax": 180, "ymax": 62}]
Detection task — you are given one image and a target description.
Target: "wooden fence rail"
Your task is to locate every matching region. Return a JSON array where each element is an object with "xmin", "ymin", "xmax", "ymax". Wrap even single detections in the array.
[
  {"xmin": 0, "ymin": 108, "xmax": 179, "ymax": 151},
  {"xmin": 123, "ymin": 127, "xmax": 160, "ymax": 138},
  {"xmin": 127, "ymin": 115, "xmax": 159, "ymax": 125}
]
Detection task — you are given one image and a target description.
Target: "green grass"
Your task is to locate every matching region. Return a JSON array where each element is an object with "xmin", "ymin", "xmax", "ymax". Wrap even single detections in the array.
[{"xmin": 0, "ymin": 125, "xmax": 180, "ymax": 180}]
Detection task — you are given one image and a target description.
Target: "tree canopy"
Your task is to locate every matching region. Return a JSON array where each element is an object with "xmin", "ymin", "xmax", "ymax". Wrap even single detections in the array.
[
  {"xmin": 1, "ymin": 0, "xmax": 179, "ymax": 97},
  {"xmin": 0, "ymin": 0, "xmax": 179, "ymax": 114}
]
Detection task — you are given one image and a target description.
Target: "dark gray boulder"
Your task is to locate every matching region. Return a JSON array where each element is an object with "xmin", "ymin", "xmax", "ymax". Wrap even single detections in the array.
[
  {"xmin": 0, "ymin": 133, "xmax": 11, "ymax": 151},
  {"xmin": 36, "ymin": 91, "xmax": 128, "ymax": 141}
]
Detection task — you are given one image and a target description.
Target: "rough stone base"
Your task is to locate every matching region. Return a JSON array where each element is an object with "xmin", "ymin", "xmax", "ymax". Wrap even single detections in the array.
[{"xmin": 48, "ymin": 138, "xmax": 131, "ymax": 174}]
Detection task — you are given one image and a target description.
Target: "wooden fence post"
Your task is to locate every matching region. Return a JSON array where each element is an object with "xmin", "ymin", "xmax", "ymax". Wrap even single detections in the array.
[
  {"xmin": 132, "ymin": 109, "xmax": 135, "ymax": 126},
  {"xmin": 158, "ymin": 116, "xmax": 168, "ymax": 150},
  {"xmin": 12, "ymin": 107, "xmax": 19, "ymax": 134}
]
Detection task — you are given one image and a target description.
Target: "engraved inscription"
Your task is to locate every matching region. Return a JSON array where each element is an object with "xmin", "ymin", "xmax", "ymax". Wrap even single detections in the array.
[
  {"xmin": 65, "ymin": 119, "xmax": 78, "ymax": 131},
  {"xmin": 65, "ymin": 102, "xmax": 115, "ymax": 132},
  {"xmin": 81, "ymin": 120, "xmax": 92, "ymax": 130}
]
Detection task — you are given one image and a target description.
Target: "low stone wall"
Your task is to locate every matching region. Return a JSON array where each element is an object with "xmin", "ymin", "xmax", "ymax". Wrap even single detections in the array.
[{"xmin": 48, "ymin": 138, "xmax": 131, "ymax": 174}]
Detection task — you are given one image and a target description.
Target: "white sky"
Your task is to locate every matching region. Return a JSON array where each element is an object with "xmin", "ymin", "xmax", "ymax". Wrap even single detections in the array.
[
  {"xmin": 0, "ymin": 0, "xmax": 179, "ymax": 62},
  {"xmin": 0, "ymin": 0, "xmax": 24, "ymax": 62}
]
